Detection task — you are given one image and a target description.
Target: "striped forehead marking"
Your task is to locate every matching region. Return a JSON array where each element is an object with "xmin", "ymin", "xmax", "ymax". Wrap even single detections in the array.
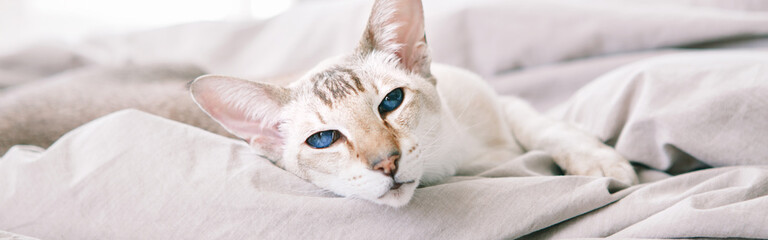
[{"xmin": 311, "ymin": 67, "xmax": 366, "ymax": 107}]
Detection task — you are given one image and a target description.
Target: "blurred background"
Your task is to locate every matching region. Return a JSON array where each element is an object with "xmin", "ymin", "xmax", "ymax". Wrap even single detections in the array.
[
  {"xmin": 0, "ymin": 0, "xmax": 297, "ymax": 54},
  {"xmin": 1, "ymin": 0, "xmax": 767, "ymax": 111},
  {"xmin": 3, "ymin": 0, "xmax": 768, "ymax": 53}
]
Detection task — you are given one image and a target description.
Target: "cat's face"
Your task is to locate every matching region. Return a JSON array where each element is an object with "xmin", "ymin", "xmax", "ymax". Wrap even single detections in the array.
[
  {"xmin": 277, "ymin": 54, "xmax": 441, "ymax": 206},
  {"xmin": 191, "ymin": 0, "xmax": 434, "ymax": 207}
]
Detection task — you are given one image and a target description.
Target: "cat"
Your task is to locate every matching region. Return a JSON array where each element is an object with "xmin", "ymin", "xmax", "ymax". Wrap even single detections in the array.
[{"xmin": 189, "ymin": 0, "xmax": 638, "ymax": 207}]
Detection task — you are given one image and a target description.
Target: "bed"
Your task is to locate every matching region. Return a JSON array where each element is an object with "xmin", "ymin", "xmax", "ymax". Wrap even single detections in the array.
[{"xmin": 1, "ymin": 0, "xmax": 768, "ymax": 239}]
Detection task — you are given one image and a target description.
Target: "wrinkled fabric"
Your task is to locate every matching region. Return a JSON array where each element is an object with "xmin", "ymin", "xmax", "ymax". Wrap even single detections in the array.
[
  {"xmin": 2, "ymin": 0, "xmax": 768, "ymax": 239},
  {"xmin": 2, "ymin": 51, "xmax": 768, "ymax": 239}
]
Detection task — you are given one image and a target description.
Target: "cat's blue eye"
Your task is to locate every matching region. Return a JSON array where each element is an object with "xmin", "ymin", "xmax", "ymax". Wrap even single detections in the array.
[
  {"xmin": 306, "ymin": 130, "xmax": 340, "ymax": 149},
  {"xmin": 378, "ymin": 88, "xmax": 404, "ymax": 114}
]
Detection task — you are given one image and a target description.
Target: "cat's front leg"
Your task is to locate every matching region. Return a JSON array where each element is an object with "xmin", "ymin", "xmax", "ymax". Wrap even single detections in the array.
[{"xmin": 499, "ymin": 96, "xmax": 638, "ymax": 185}]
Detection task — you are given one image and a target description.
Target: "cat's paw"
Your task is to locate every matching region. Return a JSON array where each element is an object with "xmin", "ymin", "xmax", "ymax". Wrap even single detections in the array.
[{"xmin": 556, "ymin": 146, "xmax": 638, "ymax": 185}]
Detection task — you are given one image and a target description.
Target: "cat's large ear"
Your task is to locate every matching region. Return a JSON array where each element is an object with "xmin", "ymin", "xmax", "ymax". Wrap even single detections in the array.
[
  {"xmin": 357, "ymin": 0, "xmax": 432, "ymax": 80},
  {"xmin": 190, "ymin": 75, "xmax": 291, "ymax": 161}
]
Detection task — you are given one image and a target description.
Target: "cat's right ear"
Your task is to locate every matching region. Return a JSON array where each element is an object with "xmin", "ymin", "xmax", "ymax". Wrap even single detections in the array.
[{"xmin": 190, "ymin": 75, "xmax": 291, "ymax": 161}]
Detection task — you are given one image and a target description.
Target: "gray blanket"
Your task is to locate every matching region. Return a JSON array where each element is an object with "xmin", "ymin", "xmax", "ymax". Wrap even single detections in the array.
[
  {"xmin": 2, "ymin": 0, "xmax": 768, "ymax": 239},
  {"xmin": 2, "ymin": 51, "xmax": 767, "ymax": 239}
]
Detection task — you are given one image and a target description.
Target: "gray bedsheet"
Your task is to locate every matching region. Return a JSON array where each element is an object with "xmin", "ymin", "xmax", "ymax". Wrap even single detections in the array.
[
  {"xmin": 2, "ymin": 0, "xmax": 768, "ymax": 239},
  {"xmin": 1, "ymin": 51, "xmax": 767, "ymax": 239}
]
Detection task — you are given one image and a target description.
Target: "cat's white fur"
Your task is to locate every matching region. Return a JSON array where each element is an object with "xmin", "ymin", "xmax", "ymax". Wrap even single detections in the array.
[{"xmin": 190, "ymin": 0, "xmax": 637, "ymax": 207}]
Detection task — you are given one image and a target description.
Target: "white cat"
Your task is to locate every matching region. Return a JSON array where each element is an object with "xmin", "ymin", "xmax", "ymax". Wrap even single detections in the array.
[{"xmin": 190, "ymin": 0, "xmax": 637, "ymax": 207}]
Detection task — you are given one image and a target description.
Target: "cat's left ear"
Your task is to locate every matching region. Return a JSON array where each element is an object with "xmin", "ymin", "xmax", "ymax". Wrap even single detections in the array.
[
  {"xmin": 357, "ymin": 0, "xmax": 432, "ymax": 80},
  {"xmin": 190, "ymin": 75, "xmax": 291, "ymax": 161}
]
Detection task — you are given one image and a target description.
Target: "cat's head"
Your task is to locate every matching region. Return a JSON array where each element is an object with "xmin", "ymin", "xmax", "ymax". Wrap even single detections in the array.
[{"xmin": 190, "ymin": 0, "xmax": 437, "ymax": 207}]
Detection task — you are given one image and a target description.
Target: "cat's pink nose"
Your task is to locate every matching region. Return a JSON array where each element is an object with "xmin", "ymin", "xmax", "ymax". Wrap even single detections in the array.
[{"xmin": 372, "ymin": 153, "xmax": 400, "ymax": 177}]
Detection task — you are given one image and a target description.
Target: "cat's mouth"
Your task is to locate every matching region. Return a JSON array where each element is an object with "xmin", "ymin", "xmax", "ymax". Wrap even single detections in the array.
[
  {"xmin": 372, "ymin": 178, "xmax": 419, "ymax": 207},
  {"xmin": 377, "ymin": 180, "xmax": 416, "ymax": 200},
  {"xmin": 389, "ymin": 179, "xmax": 416, "ymax": 190}
]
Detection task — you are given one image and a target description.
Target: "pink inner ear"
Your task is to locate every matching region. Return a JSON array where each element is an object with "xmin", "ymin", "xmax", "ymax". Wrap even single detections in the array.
[
  {"xmin": 205, "ymin": 104, "xmax": 282, "ymax": 142},
  {"xmin": 392, "ymin": 0, "xmax": 426, "ymax": 70},
  {"xmin": 215, "ymin": 113, "xmax": 284, "ymax": 153},
  {"xmin": 191, "ymin": 76, "xmax": 287, "ymax": 159},
  {"xmin": 362, "ymin": 0, "xmax": 430, "ymax": 77}
]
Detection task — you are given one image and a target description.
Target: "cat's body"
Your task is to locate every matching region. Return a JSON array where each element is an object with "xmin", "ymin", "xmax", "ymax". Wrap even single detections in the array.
[
  {"xmin": 402, "ymin": 62, "xmax": 523, "ymax": 184},
  {"xmin": 0, "ymin": 0, "xmax": 637, "ymax": 207},
  {"xmin": 190, "ymin": 0, "xmax": 637, "ymax": 207}
]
